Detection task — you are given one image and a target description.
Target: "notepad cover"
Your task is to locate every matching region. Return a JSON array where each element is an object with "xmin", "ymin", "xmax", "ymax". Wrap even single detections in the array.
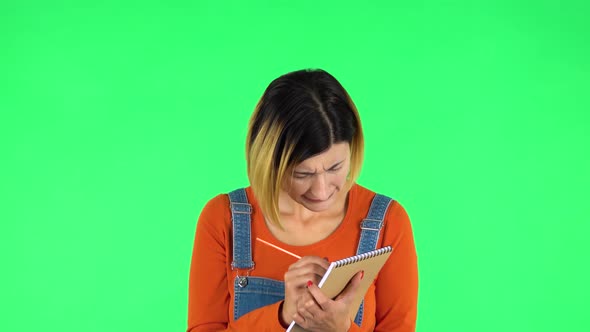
[{"xmin": 286, "ymin": 246, "xmax": 393, "ymax": 332}]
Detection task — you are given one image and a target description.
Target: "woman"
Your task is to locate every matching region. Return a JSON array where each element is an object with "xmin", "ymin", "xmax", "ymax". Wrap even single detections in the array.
[{"xmin": 187, "ymin": 69, "xmax": 418, "ymax": 331}]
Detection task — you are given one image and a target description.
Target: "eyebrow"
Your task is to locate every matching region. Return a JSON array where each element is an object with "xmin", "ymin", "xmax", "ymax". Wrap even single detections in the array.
[{"xmin": 294, "ymin": 160, "xmax": 344, "ymax": 175}]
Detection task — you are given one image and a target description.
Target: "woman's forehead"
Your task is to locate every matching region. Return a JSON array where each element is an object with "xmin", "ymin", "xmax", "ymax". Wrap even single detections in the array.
[{"xmin": 293, "ymin": 143, "xmax": 350, "ymax": 170}]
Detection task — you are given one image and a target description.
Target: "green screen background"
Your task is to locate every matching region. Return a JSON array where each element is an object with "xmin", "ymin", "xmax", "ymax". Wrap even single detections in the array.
[{"xmin": 2, "ymin": 1, "xmax": 589, "ymax": 331}]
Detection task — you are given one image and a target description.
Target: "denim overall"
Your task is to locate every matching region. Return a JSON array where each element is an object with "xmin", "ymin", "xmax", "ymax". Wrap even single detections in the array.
[{"xmin": 228, "ymin": 188, "xmax": 393, "ymax": 326}]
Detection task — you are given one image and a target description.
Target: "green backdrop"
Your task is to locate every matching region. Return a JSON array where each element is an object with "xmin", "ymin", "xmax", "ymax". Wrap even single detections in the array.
[{"xmin": 2, "ymin": 1, "xmax": 589, "ymax": 331}]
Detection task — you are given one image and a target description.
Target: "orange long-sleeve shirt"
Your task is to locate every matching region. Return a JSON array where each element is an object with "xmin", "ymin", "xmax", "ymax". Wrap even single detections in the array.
[{"xmin": 187, "ymin": 184, "xmax": 418, "ymax": 331}]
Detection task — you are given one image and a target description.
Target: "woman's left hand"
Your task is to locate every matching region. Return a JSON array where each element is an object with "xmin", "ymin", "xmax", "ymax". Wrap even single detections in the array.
[{"xmin": 292, "ymin": 271, "xmax": 363, "ymax": 332}]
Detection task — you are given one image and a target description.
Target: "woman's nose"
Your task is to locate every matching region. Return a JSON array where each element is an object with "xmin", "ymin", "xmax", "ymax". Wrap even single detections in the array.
[{"xmin": 310, "ymin": 173, "xmax": 330, "ymax": 200}]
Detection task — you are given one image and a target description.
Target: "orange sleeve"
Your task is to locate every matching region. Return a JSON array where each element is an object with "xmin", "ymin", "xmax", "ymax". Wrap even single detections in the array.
[
  {"xmin": 374, "ymin": 201, "xmax": 419, "ymax": 331},
  {"xmin": 187, "ymin": 195, "xmax": 285, "ymax": 332}
]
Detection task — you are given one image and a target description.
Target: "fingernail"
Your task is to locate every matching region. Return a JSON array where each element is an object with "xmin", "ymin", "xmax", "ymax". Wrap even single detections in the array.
[
  {"xmin": 360, "ymin": 270, "xmax": 364, "ymax": 280},
  {"xmin": 306, "ymin": 280, "xmax": 313, "ymax": 288},
  {"xmin": 323, "ymin": 257, "xmax": 329, "ymax": 261}
]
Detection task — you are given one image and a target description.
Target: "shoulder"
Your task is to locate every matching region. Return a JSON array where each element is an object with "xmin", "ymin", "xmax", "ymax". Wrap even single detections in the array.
[
  {"xmin": 196, "ymin": 192, "xmax": 233, "ymax": 236},
  {"xmin": 200, "ymin": 193, "xmax": 230, "ymax": 216},
  {"xmin": 352, "ymin": 183, "xmax": 412, "ymax": 230},
  {"xmin": 197, "ymin": 187, "xmax": 257, "ymax": 225}
]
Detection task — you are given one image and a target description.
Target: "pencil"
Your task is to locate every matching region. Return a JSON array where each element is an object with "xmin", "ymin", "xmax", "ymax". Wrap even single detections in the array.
[{"xmin": 256, "ymin": 237, "xmax": 301, "ymax": 259}]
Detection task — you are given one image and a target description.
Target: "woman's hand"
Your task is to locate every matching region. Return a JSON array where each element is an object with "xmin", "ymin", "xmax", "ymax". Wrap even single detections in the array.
[
  {"xmin": 293, "ymin": 270, "xmax": 363, "ymax": 332},
  {"xmin": 281, "ymin": 256, "xmax": 330, "ymax": 326}
]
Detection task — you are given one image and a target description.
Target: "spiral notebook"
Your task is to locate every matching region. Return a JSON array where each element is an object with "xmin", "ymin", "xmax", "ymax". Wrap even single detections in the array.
[{"xmin": 286, "ymin": 246, "xmax": 393, "ymax": 332}]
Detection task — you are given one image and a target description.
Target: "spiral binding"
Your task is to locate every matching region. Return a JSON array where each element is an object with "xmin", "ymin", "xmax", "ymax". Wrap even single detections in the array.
[{"xmin": 333, "ymin": 246, "xmax": 393, "ymax": 268}]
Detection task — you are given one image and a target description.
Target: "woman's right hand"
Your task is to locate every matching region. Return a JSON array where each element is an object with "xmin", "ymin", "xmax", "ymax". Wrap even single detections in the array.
[{"xmin": 281, "ymin": 256, "xmax": 330, "ymax": 326}]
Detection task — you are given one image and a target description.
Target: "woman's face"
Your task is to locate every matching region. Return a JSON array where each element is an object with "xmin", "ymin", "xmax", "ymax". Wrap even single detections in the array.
[{"xmin": 282, "ymin": 142, "xmax": 351, "ymax": 212}]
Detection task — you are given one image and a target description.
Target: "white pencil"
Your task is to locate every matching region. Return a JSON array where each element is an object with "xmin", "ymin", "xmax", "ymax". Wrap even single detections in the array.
[{"xmin": 256, "ymin": 237, "xmax": 301, "ymax": 259}]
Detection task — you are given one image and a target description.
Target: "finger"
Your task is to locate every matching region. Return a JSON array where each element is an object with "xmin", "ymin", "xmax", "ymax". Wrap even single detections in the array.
[
  {"xmin": 291, "ymin": 264, "xmax": 328, "ymax": 280},
  {"xmin": 286, "ymin": 259, "xmax": 327, "ymax": 277},
  {"xmin": 292, "ymin": 312, "xmax": 309, "ymax": 329},
  {"xmin": 305, "ymin": 280, "xmax": 331, "ymax": 310},
  {"xmin": 287, "ymin": 256, "xmax": 330, "ymax": 270},
  {"xmin": 298, "ymin": 301, "xmax": 316, "ymax": 321},
  {"xmin": 286, "ymin": 267, "xmax": 328, "ymax": 284},
  {"xmin": 285, "ymin": 266, "xmax": 327, "ymax": 287},
  {"xmin": 295, "ymin": 291, "xmax": 312, "ymax": 313},
  {"xmin": 287, "ymin": 256, "xmax": 322, "ymax": 269},
  {"xmin": 335, "ymin": 270, "xmax": 363, "ymax": 303},
  {"xmin": 285, "ymin": 275, "xmax": 324, "ymax": 294},
  {"xmin": 303, "ymin": 296, "xmax": 324, "ymax": 317}
]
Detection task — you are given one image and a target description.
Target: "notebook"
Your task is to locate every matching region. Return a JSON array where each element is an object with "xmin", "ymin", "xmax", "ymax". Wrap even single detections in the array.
[{"xmin": 286, "ymin": 246, "xmax": 393, "ymax": 332}]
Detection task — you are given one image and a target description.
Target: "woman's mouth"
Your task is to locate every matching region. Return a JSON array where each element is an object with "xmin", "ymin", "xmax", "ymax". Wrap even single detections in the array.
[{"xmin": 304, "ymin": 193, "xmax": 333, "ymax": 203}]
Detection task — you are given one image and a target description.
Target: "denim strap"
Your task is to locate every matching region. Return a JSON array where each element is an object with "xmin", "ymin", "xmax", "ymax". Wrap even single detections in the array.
[
  {"xmin": 356, "ymin": 193, "xmax": 392, "ymax": 255},
  {"xmin": 353, "ymin": 193, "xmax": 393, "ymax": 326},
  {"xmin": 228, "ymin": 188, "xmax": 255, "ymax": 270}
]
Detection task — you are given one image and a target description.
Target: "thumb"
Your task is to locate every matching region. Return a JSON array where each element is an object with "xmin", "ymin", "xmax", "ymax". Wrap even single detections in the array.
[{"xmin": 335, "ymin": 270, "xmax": 363, "ymax": 303}]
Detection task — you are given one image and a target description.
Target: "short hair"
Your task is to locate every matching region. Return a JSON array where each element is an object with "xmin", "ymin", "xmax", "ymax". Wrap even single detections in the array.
[{"xmin": 246, "ymin": 69, "xmax": 364, "ymax": 227}]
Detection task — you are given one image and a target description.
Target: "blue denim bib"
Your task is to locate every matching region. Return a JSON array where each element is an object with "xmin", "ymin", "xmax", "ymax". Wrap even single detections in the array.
[{"xmin": 228, "ymin": 188, "xmax": 392, "ymax": 326}]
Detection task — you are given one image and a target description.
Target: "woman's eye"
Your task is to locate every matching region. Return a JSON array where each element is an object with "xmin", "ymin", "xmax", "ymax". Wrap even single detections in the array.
[{"xmin": 329, "ymin": 167, "xmax": 342, "ymax": 172}]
